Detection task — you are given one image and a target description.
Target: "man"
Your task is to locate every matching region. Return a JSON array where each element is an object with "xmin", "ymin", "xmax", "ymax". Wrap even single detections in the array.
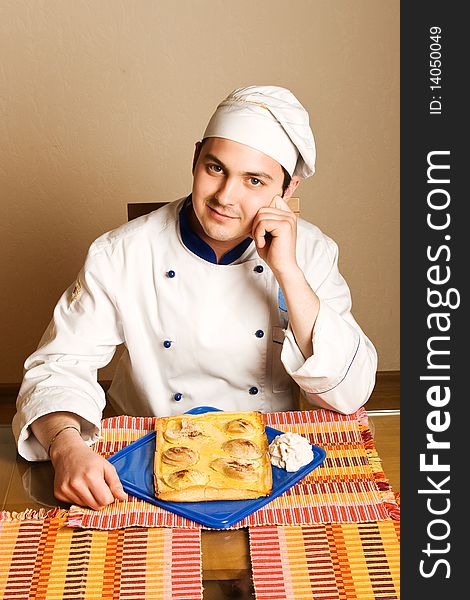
[{"xmin": 13, "ymin": 85, "xmax": 377, "ymax": 510}]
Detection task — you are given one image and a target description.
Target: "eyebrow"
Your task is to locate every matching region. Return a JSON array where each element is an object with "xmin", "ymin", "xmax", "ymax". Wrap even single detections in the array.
[{"xmin": 203, "ymin": 152, "xmax": 275, "ymax": 182}]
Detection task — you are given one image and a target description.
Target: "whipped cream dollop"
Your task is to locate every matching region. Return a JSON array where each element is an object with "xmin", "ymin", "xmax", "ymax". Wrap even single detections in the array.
[{"xmin": 268, "ymin": 432, "xmax": 314, "ymax": 472}]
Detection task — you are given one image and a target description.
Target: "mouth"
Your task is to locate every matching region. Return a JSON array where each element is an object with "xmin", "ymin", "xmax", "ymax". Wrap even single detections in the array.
[{"xmin": 207, "ymin": 206, "xmax": 239, "ymax": 222}]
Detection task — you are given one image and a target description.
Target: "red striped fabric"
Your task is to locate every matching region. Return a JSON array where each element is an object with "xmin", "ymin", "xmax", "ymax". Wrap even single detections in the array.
[
  {"xmin": 249, "ymin": 522, "xmax": 400, "ymax": 599},
  {"xmin": 0, "ymin": 512, "xmax": 203, "ymax": 599}
]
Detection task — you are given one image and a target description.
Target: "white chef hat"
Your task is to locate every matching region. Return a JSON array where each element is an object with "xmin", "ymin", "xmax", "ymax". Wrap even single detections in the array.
[{"xmin": 203, "ymin": 85, "xmax": 316, "ymax": 178}]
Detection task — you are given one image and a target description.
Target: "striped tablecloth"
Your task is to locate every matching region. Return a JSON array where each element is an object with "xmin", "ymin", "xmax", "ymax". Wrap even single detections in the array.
[
  {"xmin": 66, "ymin": 408, "xmax": 399, "ymax": 529},
  {"xmin": 249, "ymin": 520, "xmax": 400, "ymax": 599},
  {"xmin": 0, "ymin": 511, "xmax": 202, "ymax": 599}
]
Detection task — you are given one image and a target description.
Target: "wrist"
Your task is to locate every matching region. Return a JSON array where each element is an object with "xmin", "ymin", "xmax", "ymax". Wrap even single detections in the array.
[
  {"xmin": 273, "ymin": 264, "xmax": 305, "ymax": 287},
  {"xmin": 48, "ymin": 426, "xmax": 83, "ymax": 461}
]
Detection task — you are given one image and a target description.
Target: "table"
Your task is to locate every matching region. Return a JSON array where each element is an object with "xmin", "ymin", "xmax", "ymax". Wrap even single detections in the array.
[{"xmin": 1, "ymin": 410, "xmax": 400, "ymax": 599}]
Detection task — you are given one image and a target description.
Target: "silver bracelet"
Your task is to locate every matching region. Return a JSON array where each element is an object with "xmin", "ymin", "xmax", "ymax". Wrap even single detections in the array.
[{"xmin": 47, "ymin": 425, "xmax": 81, "ymax": 457}]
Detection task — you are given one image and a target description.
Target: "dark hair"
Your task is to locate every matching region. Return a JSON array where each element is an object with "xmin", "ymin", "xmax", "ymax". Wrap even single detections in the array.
[{"xmin": 281, "ymin": 166, "xmax": 292, "ymax": 196}]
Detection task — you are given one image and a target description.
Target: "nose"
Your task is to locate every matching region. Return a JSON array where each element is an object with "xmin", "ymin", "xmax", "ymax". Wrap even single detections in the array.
[{"xmin": 214, "ymin": 177, "xmax": 237, "ymax": 206}]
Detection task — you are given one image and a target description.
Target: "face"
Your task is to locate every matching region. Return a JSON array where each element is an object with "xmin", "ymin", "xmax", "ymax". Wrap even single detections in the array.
[{"xmin": 190, "ymin": 137, "xmax": 290, "ymax": 252}]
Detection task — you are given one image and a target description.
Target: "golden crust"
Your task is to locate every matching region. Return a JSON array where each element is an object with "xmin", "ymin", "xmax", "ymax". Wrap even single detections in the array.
[{"xmin": 154, "ymin": 411, "xmax": 272, "ymax": 502}]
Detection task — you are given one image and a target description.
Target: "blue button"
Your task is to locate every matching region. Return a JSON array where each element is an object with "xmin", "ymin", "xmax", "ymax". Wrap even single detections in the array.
[
  {"xmin": 163, "ymin": 340, "xmax": 172, "ymax": 348},
  {"xmin": 254, "ymin": 265, "xmax": 264, "ymax": 273},
  {"xmin": 174, "ymin": 392, "xmax": 183, "ymax": 401},
  {"xmin": 255, "ymin": 329, "xmax": 264, "ymax": 338},
  {"xmin": 166, "ymin": 270, "xmax": 176, "ymax": 278},
  {"xmin": 249, "ymin": 386, "xmax": 258, "ymax": 395}
]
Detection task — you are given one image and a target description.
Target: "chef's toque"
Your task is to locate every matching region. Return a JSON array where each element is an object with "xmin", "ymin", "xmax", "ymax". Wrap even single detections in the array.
[{"xmin": 203, "ymin": 85, "xmax": 316, "ymax": 178}]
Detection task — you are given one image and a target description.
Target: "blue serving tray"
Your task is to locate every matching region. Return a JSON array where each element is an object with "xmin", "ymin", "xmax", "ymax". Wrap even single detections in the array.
[{"xmin": 108, "ymin": 406, "xmax": 326, "ymax": 528}]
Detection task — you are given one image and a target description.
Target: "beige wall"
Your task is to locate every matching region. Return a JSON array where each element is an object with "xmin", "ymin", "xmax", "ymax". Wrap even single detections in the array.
[{"xmin": 0, "ymin": 0, "xmax": 399, "ymax": 383}]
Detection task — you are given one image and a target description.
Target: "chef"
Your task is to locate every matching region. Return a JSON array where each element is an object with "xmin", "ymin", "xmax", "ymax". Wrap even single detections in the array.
[{"xmin": 13, "ymin": 85, "xmax": 377, "ymax": 509}]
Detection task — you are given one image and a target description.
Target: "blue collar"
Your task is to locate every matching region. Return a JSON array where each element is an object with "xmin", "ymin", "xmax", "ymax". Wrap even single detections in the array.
[{"xmin": 179, "ymin": 196, "xmax": 252, "ymax": 265}]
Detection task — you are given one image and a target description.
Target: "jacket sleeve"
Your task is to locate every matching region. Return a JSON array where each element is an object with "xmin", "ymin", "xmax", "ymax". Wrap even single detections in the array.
[
  {"xmin": 280, "ymin": 236, "xmax": 377, "ymax": 414},
  {"xmin": 12, "ymin": 243, "xmax": 124, "ymax": 461}
]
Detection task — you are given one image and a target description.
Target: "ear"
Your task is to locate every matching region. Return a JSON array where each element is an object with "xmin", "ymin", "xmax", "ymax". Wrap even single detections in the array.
[
  {"xmin": 282, "ymin": 176, "xmax": 301, "ymax": 199},
  {"xmin": 192, "ymin": 141, "xmax": 203, "ymax": 174}
]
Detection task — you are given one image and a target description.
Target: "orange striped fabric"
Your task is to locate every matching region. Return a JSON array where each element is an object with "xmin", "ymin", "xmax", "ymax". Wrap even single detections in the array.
[
  {"xmin": 67, "ymin": 408, "xmax": 399, "ymax": 529},
  {"xmin": 249, "ymin": 521, "xmax": 400, "ymax": 599},
  {"xmin": 0, "ymin": 511, "xmax": 202, "ymax": 599}
]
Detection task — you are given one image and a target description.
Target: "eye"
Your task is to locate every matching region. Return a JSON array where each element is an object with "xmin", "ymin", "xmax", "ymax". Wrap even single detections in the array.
[
  {"xmin": 249, "ymin": 177, "xmax": 263, "ymax": 187},
  {"xmin": 208, "ymin": 164, "xmax": 223, "ymax": 173}
]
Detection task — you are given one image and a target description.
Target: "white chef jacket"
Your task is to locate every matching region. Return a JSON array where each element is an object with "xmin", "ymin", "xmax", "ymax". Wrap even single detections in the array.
[{"xmin": 13, "ymin": 197, "xmax": 377, "ymax": 461}]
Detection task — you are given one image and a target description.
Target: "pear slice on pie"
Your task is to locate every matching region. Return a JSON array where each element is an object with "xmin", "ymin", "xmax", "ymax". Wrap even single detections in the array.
[
  {"xmin": 161, "ymin": 446, "xmax": 199, "ymax": 467},
  {"xmin": 222, "ymin": 438, "xmax": 262, "ymax": 460},
  {"xmin": 163, "ymin": 418, "xmax": 204, "ymax": 442},
  {"xmin": 165, "ymin": 468, "xmax": 209, "ymax": 490},
  {"xmin": 210, "ymin": 458, "xmax": 259, "ymax": 481},
  {"xmin": 225, "ymin": 418, "xmax": 257, "ymax": 436}
]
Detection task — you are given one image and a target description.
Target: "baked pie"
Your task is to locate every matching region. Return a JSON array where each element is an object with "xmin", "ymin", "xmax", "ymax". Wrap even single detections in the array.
[{"xmin": 154, "ymin": 411, "xmax": 272, "ymax": 501}]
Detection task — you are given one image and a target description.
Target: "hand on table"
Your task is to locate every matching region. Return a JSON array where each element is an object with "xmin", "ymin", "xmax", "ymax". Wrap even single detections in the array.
[{"xmin": 50, "ymin": 432, "xmax": 127, "ymax": 510}]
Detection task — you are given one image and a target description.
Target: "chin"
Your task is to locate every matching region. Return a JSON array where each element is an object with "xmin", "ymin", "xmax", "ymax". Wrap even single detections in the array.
[{"xmin": 204, "ymin": 226, "xmax": 240, "ymax": 243}]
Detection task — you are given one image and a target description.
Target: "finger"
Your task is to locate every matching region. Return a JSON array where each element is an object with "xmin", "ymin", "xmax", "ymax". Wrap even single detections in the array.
[
  {"xmin": 254, "ymin": 208, "xmax": 296, "ymax": 230},
  {"xmin": 104, "ymin": 461, "xmax": 128, "ymax": 501},
  {"xmin": 269, "ymin": 194, "xmax": 283, "ymax": 208},
  {"xmin": 68, "ymin": 468, "xmax": 116, "ymax": 508},
  {"xmin": 90, "ymin": 485, "xmax": 115, "ymax": 509},
  {"xmin": 55, "ymin": 482, "xmax": 108, "ymax": 510},
  {"xmin": 78, "ymin": 481, "xmax": 114, "ymax": 509},
  {"xmin": 253, "ymin": 218, "xmax": 289, "ymax": 241},
  {"xmin": 270, "ymin": 194, "xmax": 292, "ymax": 212},
  {"xmin": 79, "ymin": 489, "xmax": 110, "ymax": 510},
  {"xmin": 252, "ymin": 210, "xmax": 292, "ymax": 236},
  {"xmin": 254, "ymin": 210, "xmax": 294, "ymax": 223},
  {"xmin": 252, "ymin": 222, "xmax": 267, "ymax": 249}
]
